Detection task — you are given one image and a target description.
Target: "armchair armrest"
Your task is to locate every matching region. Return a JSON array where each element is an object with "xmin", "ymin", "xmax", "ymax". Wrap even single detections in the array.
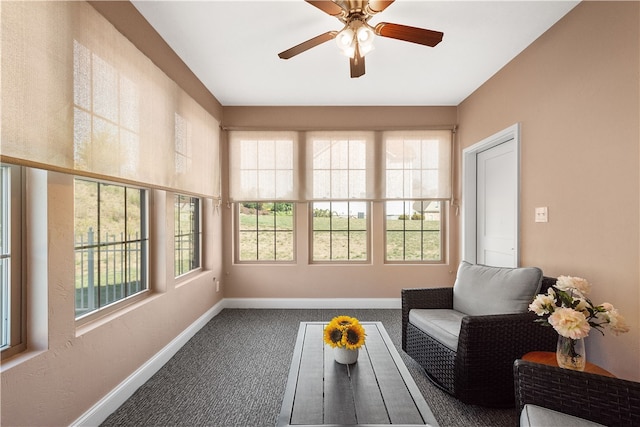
[
  {"xmin": 514, "ymin": 359, "xmax": 640, "ymax": 426},
  {"xmin": 458, "ymin": 312, "xmax": 556, "ymax": 356},
  {"xmin": 453, "ymin": 312, "xmax": 557, "ymax": 405},
  {"xmin": 401, "ymin": 287, "xmax": 453, "ymax": 351}
]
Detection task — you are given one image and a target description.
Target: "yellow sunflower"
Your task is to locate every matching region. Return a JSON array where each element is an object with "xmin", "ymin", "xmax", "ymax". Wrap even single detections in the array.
[
  {"xmin": 323, "ymin": 322, "xmax": 344, "ymax": 348},
  {"xmin": 332, "ymin": 315, "xmax": 358, "ymax": 327},
  {"xmin": 342, "ymin": 322, "xmax": 366, "ymax": 350}
]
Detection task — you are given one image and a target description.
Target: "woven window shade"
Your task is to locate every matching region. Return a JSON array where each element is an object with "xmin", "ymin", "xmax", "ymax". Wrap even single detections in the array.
[
  {"xmin": 228, "ymin": 131, "xmax": 298, "ymax": 202},
  {"xmin": 305, "ymin": 131, "xmax": 376, "ymax": 200},
  {"xmin": 1, "ymin": 1, "xmax": 220, "ymax": 198},
  {"xmin": 384, "ymin": 130, "xmax": 452, "ymax": 200}
]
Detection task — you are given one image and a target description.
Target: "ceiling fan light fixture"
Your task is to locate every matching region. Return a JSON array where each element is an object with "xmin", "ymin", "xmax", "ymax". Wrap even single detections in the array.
[
  {"xmin": 356, "ymin": 25, "xmax": 375, "ymax": 55},
  {"xmin": 335, "ymin": 27, "xmax": 356, "ymax": 57}
]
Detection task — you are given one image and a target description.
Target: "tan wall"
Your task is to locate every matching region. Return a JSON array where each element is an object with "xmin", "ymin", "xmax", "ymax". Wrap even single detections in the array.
[
  {"xmin": 457, "ymin": 1, "xmax": 640, "ymax": 381},
  {"xmin": 220, "ymin": 106, "xmax": 460, "ymax": 299}
]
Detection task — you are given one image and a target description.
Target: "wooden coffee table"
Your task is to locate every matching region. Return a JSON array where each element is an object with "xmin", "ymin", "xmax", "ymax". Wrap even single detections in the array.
[{"xmin": 277, "ymin": 321, "xmax": 439, "ymax": 427}]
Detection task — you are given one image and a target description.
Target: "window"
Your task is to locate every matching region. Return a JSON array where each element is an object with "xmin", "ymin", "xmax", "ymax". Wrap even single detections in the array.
[
  {"xmin": 74, "ymin": 178, "xmax": 148, "ymax": 319},
  {"xmin": 307, "ymin": 132, "xmax": 374, "ymax": 263},
  {"xmin": 175, "ymin": 194, "xmax": 201, "ymax": 276},
  {"xmin": 386, "ymin": 200, "xmax": 443, "ymax": 262},
  {"xmin": 0, "ymin": 164, "xmax": 24, "ymax": 358},
  {"xmin": 229, "ymin": 131, "xmax": 298, "ymax": 263},
  {"xmin": 0, "ymin": 166, "xmax": 10, "ymax": 349},
  {"xmin": 229, "ymin": 129, "xmax": 452, "ymax": 265},
  {"xmin": 312, "ymin": 201, "xmax": 368, "ymax": 261},
  {"xmin": 237, "ymin": 202, "xmax": 294, "ymax": 262},
  {"xmin": 383, "ymin": 130, "xmax": 451, "ymax": 263}
]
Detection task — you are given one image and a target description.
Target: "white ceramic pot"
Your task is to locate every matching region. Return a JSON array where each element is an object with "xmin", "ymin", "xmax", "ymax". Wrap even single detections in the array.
[{"xmin": 334, "ymin": 346, "xmax": 358, "ymax": 364}]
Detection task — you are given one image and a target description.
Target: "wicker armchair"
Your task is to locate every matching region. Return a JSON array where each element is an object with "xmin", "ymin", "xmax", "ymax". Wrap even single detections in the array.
[
  {"xmin": 514, "ymin": 359, "xmax": 640, "ymax": 426},
  {"xmin": 401, "ymin": 275, "xmax": 557, "ymax": 407}
]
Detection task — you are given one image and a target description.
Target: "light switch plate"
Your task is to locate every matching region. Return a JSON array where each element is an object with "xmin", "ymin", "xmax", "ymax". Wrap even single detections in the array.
[{"xmin": 535, "ymin": 207, "xmax": 548, "ymax": 223}]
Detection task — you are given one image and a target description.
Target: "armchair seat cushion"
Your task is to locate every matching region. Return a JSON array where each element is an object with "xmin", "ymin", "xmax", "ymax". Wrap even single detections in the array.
[
  {"xmin": 408, "ymin": 309, "xmax": 464, "ymax": 351},
  {"xmin": 520, "ymin": 404, "xmax": 605, "ymax": 427},
  {"xmin": 453, "ymin": 261, "xmax": 543, "ymax": 316}
]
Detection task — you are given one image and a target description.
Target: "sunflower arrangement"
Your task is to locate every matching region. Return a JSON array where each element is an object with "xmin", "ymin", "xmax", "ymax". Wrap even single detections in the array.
[{"xmin": 323, "ymin": 315, "xmax": 366, "ymax": 350}]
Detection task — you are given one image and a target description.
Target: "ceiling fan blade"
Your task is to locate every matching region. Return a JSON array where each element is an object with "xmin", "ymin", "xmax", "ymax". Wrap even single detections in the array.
[
  {"xmin": 366, "ymin": 0, "xmax": 395, "ymax": 14},
  {"xmin": 350, "ymin": 48, "xmax": 365, "ymax": 78},
  {"xmin": 278, "ymin": 31, "xmax": 338, "ymax": 59},
  {"xmin": 374, "ymin": 22, "xmax": 443, "ymax": 47},
  {"xmin": 305, "ymin": 0, "xmax": 346, "ymax": 17}
]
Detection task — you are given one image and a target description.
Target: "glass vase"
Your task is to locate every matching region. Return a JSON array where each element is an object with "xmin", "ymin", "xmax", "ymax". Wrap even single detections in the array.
[{"xmin": 556, "ymin": 335, "xmax": 586, "ymax": 371}]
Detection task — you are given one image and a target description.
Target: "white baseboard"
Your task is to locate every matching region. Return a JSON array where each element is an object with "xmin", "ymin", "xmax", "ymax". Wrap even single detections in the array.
[
  {"xmin": 224, "ymin": 297, "xmax": 401, "ymax": 309},
  {"xmin": 72, "ymin": 298, "xmax": 399, "ymax": 426},
  {"xmin": 72, "ymin": 299, "xmax": 226, "ymax": 427}
]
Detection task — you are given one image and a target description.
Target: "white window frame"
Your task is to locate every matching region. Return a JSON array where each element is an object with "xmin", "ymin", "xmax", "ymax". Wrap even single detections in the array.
[
  {"xmin": 310, "ymin": 201, "xmax": 370, "ymax": 263},
  {"xmin": 174, "ymin": 194, "xmax": 201, "ymax": 277},
  {"xmin": 1, "ymin": 164, "xmax": 25, "ymax": 360},
  {"xmin": 74, "ymin": 178, "xmax": 149, "ymax": 323},
  {"xmin": 384, "ymin": 200, "xmax": 445, "ymax": 263},
  {"xmin": 235, "ymin": 202, "xmax": 295, "ymax": 263}
]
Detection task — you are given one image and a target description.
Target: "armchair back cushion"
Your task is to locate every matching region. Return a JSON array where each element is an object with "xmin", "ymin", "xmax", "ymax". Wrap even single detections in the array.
[{"xmin": 452, "ymin": 261, "xmax": 543, "ymax": 316}]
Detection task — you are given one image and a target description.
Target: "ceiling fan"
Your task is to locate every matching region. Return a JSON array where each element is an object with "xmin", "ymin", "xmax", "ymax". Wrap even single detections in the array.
[{"xmin": 278, "ymin": 0, "xmax": 444, "ymax": 78}]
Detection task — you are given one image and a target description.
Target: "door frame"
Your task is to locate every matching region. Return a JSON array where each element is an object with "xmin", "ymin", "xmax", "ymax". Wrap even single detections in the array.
[{"xmin": 462, "ymin": 123, "xmax": 521, "ymax": 266}]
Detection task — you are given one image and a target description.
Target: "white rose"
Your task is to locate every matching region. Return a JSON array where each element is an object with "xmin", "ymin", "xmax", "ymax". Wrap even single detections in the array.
[
  {"xmin": 604, "ymin": 308, "xmax": 630, "ymax": 335},
  {"xmin": 600, "ymin": 302, "xmax": 614, "ymax": 311},
  {"xmin": 548, "ymin": 307, "xmax": 591, "ymax": 339},
  {"xmin": 556, "ymin": 275, "xmax": 592, "ymax": 297},
  {"xmin": 529, "ymin": 293, "xmax": 556, "ymax": 316}
]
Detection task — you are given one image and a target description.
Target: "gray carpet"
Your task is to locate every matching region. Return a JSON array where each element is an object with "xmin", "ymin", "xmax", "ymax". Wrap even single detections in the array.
[{"xmin": 101, "ymin": 309, "xmax": 518, "ymax": 426}]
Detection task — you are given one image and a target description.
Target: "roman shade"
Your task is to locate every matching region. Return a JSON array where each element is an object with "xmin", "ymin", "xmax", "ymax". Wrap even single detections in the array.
[
  {"xmin": 228, "ymin": 129, "xmax": 452, "ymax": 202},
  {"xmin": 228, "ymin": 131, "xmax": 299, "ymax": 202},
  {"xmin": 384, "ymin": 130, "xmax": 452, "ymax": 200},
  {"xmin": 1, "ymin": 1, "xmax": 220, "ymax": 198},
  {"xmin": 305, "ymin": 131, "xmax": 376, "ymax": 200}
]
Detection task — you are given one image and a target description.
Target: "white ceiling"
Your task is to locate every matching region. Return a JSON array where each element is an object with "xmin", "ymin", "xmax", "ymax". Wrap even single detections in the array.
[{"xmin": 132, "ymin": 0, "xmax": 579, "ymax": 106}]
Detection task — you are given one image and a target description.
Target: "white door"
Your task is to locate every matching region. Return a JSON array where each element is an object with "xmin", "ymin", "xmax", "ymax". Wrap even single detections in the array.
[
  {"xmin": 476, "ymin": 139, "xmax": 517, "ymax": 267},
  {"xmin": 462, "ymin": 124, "xmax": 520, "ymax": 267}
]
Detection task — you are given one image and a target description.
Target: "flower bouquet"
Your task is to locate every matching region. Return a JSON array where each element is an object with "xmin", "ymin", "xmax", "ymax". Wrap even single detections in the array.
[
  {"xmin": 324, "ymin": 315, "xmax": 366, "ymax": 349},
  {"xmin": 323, "ymin": 315, "xmax": 366, "ymax": 364},
  {"xmin": 529, "ymin": 275, "xmax": 629, "ymax": 370}
]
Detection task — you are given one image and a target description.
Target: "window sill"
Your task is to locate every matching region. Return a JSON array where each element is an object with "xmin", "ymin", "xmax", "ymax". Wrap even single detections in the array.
[
  {"xmin": 75, "ymin": 291, "xmax": 161, "ymax": 338},
  {"xmin": 0, "ymin": 348, "xmax": 47, "ymax": 373}
]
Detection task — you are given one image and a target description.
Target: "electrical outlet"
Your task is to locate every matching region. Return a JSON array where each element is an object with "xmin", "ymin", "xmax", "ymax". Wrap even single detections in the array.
[{"xmin": 216, "ymin": 281, "xmax": 220, "ymax": 292}]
